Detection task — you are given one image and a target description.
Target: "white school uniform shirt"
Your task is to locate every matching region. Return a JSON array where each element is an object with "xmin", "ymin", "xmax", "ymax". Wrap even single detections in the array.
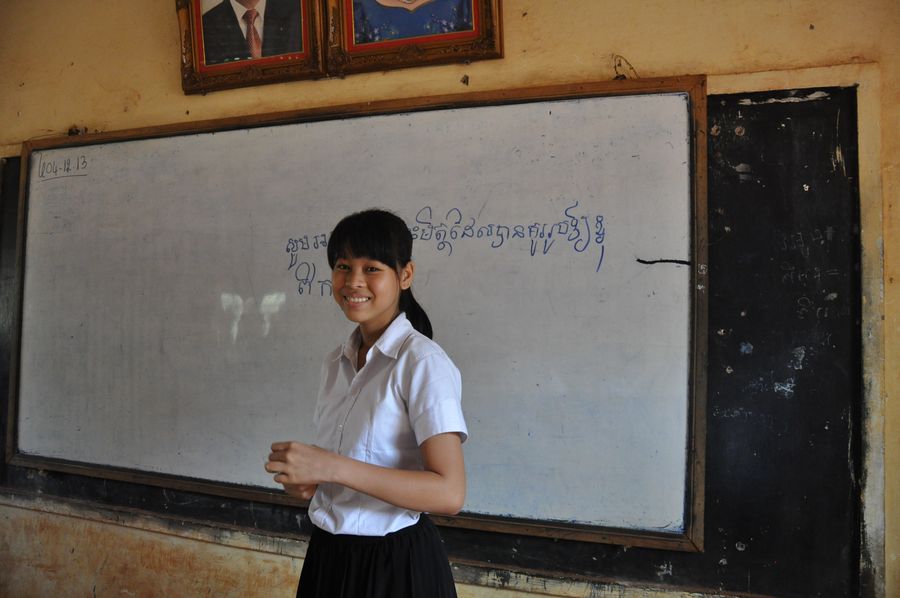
[{"xmin": 308, "ymin": 313, "xmax": 468, "ymax": 536}]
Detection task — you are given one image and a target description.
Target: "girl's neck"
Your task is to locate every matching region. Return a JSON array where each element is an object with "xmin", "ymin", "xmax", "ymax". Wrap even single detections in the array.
[
  {"xmin": 357, "ymin": 311, "xmax": 399, "ymax": 351},
  {"xmin": 356, "ymin": 322, "xmax": 387, "ymax": 371}
]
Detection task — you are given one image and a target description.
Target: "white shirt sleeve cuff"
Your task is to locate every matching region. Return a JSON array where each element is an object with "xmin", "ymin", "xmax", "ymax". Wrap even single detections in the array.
[{"xmin": 413, "ymin": 399, "xmax": 468, "ymax": 445}]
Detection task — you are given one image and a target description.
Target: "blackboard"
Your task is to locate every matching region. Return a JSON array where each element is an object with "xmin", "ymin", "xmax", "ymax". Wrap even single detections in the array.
[
  {"xmin": 7, "ymin": 78, "xmax": 708, "ymax": 549},
  {"xmin": 1, "ymin": 84, "xmax": 865, "ymax": 595}
]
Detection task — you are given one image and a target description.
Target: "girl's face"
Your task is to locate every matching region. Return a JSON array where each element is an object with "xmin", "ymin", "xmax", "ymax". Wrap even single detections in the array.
[{"xmin": 331, "ymin": 255, "xmax": 414, "ymax": 338}]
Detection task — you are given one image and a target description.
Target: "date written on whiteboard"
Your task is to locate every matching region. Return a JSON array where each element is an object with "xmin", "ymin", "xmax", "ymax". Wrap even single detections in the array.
[{"xmin": 36, "ymin": 152, "xmax": 90, "ymax": 182}]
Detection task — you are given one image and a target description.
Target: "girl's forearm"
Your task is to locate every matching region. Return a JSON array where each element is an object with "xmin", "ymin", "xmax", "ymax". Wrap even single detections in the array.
[
  {"xmin": 330, "ymin": 454, "xmax": 465, "ymax": 514},
  {"xmin": 269, "ymin": 433, "xmax": 466, "ymax": 514}
]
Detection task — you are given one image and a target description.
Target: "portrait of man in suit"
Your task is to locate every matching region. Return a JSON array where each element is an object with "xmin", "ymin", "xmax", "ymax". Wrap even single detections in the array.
[{"xmin": 202, "ymin": 0, "xmax": 302, "ymax": 65}]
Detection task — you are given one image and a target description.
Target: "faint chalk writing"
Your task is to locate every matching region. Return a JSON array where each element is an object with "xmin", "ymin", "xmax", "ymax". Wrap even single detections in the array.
[
  {"xmin": 780, "ymin": 263, "xmax": 842, "ymax": 287},
  {"xmin": 795, "ymin": 295, "xmax": 850, "ymax": 321}
]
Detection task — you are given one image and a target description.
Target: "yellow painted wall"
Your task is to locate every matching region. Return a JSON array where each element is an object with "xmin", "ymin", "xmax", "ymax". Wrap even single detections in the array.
[{"xmin": 1, "ymin": 1, "xmax": 897, "ymax": 596}]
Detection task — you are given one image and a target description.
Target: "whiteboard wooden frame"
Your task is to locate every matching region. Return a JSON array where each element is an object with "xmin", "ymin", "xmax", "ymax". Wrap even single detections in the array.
[{"xmin": 7, "ymin": 76, "xmax": 707, "ymax": 552}]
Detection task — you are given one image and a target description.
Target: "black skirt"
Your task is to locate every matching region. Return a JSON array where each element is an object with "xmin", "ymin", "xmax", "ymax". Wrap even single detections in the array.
[{"xmin": 297, "ymin": 515, "xmax": 458, "ymax": 598}]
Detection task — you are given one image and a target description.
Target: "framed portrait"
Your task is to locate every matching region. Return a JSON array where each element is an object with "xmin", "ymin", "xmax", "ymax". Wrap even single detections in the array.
[
  {"xmin": 326, "ymin": 0, "xmax": 503, "ymax": 75},
  {"xmin": 177, "ymin": 0, "xmax": 325, "ymax": 94}
]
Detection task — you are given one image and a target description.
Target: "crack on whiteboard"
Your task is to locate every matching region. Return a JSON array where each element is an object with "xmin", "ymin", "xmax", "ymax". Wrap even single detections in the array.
[{"xmin": 636, "ymin": 257, "xmax": 691, "ymax": 266}]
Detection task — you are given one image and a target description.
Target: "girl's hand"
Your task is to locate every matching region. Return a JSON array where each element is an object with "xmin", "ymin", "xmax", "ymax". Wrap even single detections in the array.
[
  {"xmin": 266, "ymin": 441, "xmax": 334, "ymax": 487},
  {"xmin": 282, "ymin": 483, "xmax": 318, "ymax": 501},
  {"xmin": 265, "ymin": 433, "xmax": 466, "ymax": 515}
]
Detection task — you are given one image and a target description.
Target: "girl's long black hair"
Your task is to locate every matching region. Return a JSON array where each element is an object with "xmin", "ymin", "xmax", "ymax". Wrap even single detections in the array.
[{"xmin": 327, "ymin": 209, "xmax": 433, "ymax": 339}]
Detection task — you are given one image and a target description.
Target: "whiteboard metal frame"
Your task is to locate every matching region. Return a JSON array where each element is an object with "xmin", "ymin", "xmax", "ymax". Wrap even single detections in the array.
[{"xmin": 7, "ymin": 76, "xmax": 708, "ymax": 552}]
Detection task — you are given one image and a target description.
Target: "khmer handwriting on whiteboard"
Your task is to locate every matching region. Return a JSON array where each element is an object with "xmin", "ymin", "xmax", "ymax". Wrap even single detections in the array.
[{"xmin": 284, "ymin": 200, "xmax": 608, "ymax": 298}]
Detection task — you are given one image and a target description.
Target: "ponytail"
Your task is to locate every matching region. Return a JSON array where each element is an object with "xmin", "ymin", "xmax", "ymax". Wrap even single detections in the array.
[{"xmin": 400, "ymin": 288, "xmax": 433, "ymax": 339}]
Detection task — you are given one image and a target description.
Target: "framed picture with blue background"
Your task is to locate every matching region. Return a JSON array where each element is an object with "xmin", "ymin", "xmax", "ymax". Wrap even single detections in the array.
[{"xmin": 327, "ymin": 0, "xmax": 503, "ymax": 75}]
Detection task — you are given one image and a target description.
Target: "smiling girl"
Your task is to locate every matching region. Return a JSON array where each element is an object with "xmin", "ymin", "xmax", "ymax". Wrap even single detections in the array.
[{"xmin": 266, "ymin": 209, "xmax": 467, "ymax": 598}]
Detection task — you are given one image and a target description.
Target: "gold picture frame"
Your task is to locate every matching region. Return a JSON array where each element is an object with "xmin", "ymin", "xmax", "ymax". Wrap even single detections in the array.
[
  {"xmin": 326, "ymin": 0, "xmax": 503, "ymax": 76},
  {"xmin": 177, "ymin": 0, "xmax": 325, "ymax": 94}
]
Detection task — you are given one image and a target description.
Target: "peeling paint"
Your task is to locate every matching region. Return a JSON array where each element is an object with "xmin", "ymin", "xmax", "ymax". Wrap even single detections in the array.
[
  {"xmin": 737, "ymin": 91, "xmax": 830, "ymax": 105},
  {"xmin": 0, "ymin": 497, "xmax": 302, "ymax": 598}
]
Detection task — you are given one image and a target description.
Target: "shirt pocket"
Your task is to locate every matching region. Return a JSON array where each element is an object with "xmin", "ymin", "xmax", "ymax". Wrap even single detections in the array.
[{"xmin": 367, "ymin": 386, "xmax": 418, "ymax": 467}]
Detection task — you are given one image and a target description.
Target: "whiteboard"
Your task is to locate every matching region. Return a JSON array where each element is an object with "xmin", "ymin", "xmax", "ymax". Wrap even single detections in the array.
[{"xmin": 16, "ymin": 90, "xmax": 698, "ymax": 536}]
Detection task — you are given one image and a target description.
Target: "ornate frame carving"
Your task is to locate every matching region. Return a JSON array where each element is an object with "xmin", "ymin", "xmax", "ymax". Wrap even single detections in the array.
[{"xmin": 177, "ymin": 0, "xmax": 325, "ymax": 94}]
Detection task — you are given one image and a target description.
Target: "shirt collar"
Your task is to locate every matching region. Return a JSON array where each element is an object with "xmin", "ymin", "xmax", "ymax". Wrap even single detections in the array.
[
  {"xmin": 229, "ymin": 0, "xmax": 267, "ymax": 27},
  {"xmin": 336, "ymin": 313, "xmax": 413, "ymax": 363}
]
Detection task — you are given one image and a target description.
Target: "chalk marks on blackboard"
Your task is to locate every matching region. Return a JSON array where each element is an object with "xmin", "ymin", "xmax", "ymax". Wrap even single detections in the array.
[
  {"xmin": 284, "ymin": 201, "xmax": 610, "ymax": 298},
  {"xmin": 777, "ymin": 225, "xmax": 837, "ymax": 257},
  {"xmin": 773, "ymin": 379, "xmax": 796, "ymax": 399},
  {"xmin": 788, "ymin": 346, "xmax": 806, "ymax": 370},
  {"xmin": 775, "ymin": 224, "xmax": 849, "ymax": 324},
  {"xmin": 780, "ymin": 263, "xmax": 842, "ymax": 287},
  {"xmin": 794, "ymin": 293, "xmax": 850, "ymax": 322}
]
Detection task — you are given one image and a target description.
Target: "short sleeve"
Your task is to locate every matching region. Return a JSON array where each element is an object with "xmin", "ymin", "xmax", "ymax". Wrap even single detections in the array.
[{"xmin": 403, "ymin": 351, "xmax": 468, "ymax": 445}]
